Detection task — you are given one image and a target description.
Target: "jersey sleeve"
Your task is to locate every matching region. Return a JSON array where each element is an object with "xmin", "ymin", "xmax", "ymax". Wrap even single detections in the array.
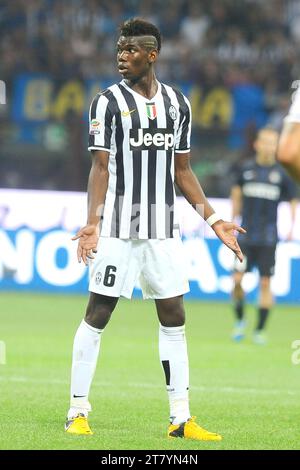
[
  {"xmin": 88, "ymin": 93, "xmax": 114, "ymax": 152},
  {"xmin": 175, "ymin": 95, "xmax": 191, "ymax": 153},
  {"xmin": 284, "ymin": 86, "xmax": 300, "ymax": 123}
]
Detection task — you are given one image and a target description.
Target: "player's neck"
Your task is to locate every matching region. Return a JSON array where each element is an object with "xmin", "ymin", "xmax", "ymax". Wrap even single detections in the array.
[{"xmin": 124, "ymin": 73, "xmax": 158, "ymax": 100}]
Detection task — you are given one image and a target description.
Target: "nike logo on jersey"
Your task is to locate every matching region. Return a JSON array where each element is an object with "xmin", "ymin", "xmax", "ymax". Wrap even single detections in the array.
[
  {"xmin": 129, "ymin": 128, "xmax": 174, "ymax": 151},
  {"xmin": 121, "ymin": 109, "xmax": 136, "ymax": 117},
  {"xmin": 73, "ymin": 395, "xmax": 86, "ymax": 398}
]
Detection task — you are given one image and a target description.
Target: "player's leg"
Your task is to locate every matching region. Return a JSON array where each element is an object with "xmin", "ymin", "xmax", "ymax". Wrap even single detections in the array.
[
  {"xmin": 155, "ymin": 296, "xmax": 221, "ymax": 441},
  {"xmin": 254, "ymin": 276, "xmax": 273, "ymax": 345},
  {"xmin": 155, "ymin": 295, "xmax": 189, "ymax": 424},
  {"xmin": 139, "ymin": 239, "xmax": 190, "ymax": 426},
  {"xmin": 66, "ymin": 237, "xmax": 137, "ymax": 434},
  {"xmin": 85, "ymin": 292, "xmax": 118, "ymax": 329},
  {"xmin": 140, "ymin": 238, "xmax": 221, "ymax": 441},
  {"xmin": 232, "ymin": 247, "xmax": 248, "ymax": 341},
  {"xmin": 253, "ymin": 245, "xmax": 275, "ymax": 345},
  {"xmin": 232, "ymin": 271, "xmax": 245, "ymax": 320},
  {"xmin": 66, "ymin": 294, "xmax": 118, "ymax": 434}
]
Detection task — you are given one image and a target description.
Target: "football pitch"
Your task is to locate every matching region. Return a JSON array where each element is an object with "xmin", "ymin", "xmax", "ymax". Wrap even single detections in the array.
[{"xmin": 0, "ymin": 292, "xmax": 299, "ymax": 450}]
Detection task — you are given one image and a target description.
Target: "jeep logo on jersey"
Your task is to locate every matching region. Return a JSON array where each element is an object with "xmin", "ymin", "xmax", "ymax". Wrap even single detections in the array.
[{"xmin": 129, "ymin": 129, "xmax": 174, "ymax": 151}]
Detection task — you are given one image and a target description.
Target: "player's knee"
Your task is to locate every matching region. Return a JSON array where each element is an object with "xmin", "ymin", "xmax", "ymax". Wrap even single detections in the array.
[
  {"xmin": 260, "ymin": 276, "xmax": 271, "ymax": 290},
  {"xmin": 173, "ymin": 309, "xmax": 185, "ymax": 326},
  {"xmin": 85, "ymin": 294, "xmax": 117, "ymax": 329},
  {"xmin": 85, "ymin": 307, "xmax": 111, "ymax": 329},
  {"xmin": 233, "ymin": 281, "xmax": 244, "ymax": 299},
  {"xmin": 160, "ymin": 305, "xmax": 185, "ymax": 327},
  {"xmin": 160, "ymin": 314, "xmax": 185, "ymax": 327}
]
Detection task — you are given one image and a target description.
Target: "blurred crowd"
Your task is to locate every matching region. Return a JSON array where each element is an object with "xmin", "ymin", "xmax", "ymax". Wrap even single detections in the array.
[
  {"xmin": 1, "ymin": 0, "xmax": 300, "ymax": 194},
  {"xmin": 2, "ymin": 0, "xmax": 300, "ymax": 88}
]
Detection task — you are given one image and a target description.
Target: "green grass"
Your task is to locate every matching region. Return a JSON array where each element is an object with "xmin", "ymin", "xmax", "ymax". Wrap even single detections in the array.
[{"xmin": 0, "ymin": 292, "xmax": 299, "ymax": 450}]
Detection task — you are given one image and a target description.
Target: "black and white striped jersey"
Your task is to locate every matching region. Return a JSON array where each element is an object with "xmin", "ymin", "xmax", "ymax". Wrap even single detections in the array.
[{"xmin": 88, "ymin": 79, "xmax": 191, "ymax": 239}]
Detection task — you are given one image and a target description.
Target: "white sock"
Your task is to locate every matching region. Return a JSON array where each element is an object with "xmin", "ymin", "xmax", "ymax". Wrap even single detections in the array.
[
  {"xmin": 159, "ymin": 324, "xmax": 191, "ymax": 425},
  {"xmin": 68, "ymin": 320, "xmax": 103, "ymax": 419}
]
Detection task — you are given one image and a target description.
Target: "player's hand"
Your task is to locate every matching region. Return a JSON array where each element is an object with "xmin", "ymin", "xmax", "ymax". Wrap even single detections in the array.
[
  {"xmin": 211, "ymin": 220, "xmax": 246, "ymax": 262},
  {"xmin": 72, "ymin": 224, "xmax": 99, "ymax": 265}
]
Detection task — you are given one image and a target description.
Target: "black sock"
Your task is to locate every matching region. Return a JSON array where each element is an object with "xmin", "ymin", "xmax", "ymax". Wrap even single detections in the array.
[
  {"xmin": 256, "ymin": 308, "xmax": 269, "ymax": 331},
  {"xmin": 234, "ymin": 299, "xmax": 244, "ymax": 321}
]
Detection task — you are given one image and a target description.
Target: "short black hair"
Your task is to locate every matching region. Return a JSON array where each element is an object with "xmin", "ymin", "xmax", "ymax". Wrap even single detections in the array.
[{"xmin": 119, "ymin": 18, "xmax": 161, "ymax": 52}]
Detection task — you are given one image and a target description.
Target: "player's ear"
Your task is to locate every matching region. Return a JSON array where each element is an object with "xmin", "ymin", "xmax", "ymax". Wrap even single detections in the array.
[{"xmin": 148, "ymin": 50, "xmax": 158, "ymax": 64}]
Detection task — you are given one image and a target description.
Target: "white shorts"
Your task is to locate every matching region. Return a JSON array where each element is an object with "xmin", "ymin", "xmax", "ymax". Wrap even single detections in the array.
[{"xmin": 88, "ymin": 237, "xmax": 190, "ymax": 299}]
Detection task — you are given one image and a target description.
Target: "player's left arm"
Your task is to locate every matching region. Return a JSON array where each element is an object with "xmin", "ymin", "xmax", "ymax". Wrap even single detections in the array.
[
  {"xmin": 277, "ymin": 122, "xmax": 300, "ymax": 182},
  {"xmin": 174, "ymin": 152, "xmax": 246, "ymax": 261}
]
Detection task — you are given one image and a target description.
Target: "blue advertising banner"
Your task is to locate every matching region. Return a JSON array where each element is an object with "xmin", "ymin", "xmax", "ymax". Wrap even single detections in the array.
[{"xmin": 0, "ymin": 190, "xmax": 299, "ymax": 303}]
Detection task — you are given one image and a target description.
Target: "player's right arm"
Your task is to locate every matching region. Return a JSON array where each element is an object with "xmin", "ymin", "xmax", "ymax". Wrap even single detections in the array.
[
  {"xmin": 277, "ymin": 122, "xmax": 300, "ymax": 182},
  {"xmin": 72, "ymin": 150, "xmax": 109, "ymax": 265},
  {"xmin": 73, "ymin": 92, "xmax": 113, "ymax": 265}
]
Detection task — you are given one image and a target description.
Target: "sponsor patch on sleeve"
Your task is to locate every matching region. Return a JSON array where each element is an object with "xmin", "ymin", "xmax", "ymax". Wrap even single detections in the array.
[{"xmin": 89, "ymin": 119, "xmax": 101, "ymax": 135}]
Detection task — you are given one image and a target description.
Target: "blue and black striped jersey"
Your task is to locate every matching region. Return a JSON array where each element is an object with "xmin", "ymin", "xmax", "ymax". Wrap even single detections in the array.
[{"xmin": 234, "ymin": 161, "xmax": 296, "ymax": 245}]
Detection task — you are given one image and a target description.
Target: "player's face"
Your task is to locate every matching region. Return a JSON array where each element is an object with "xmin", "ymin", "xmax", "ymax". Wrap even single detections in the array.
[
  {"xmin": 254, "ymin": 130, "xmax": 279, "ymax": 164},
  {"xmin": 117, "ymin": 36, "xmax": 156, "ymax": 80}
]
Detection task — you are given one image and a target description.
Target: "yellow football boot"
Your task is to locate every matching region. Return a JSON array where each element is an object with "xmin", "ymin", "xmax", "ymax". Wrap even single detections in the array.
[
  {"xmin": 65, "ymin": 413, "xmax": 93, "ymax": 435},
  {"xmin": 168, "ymin": 416, "xmax": 222, "ymax": 441}
]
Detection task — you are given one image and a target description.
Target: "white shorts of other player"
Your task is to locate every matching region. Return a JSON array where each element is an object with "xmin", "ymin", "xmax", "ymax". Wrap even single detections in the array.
[{"xmin": 89, "ymin": 237, "xmax": 190, "ymax": 299}]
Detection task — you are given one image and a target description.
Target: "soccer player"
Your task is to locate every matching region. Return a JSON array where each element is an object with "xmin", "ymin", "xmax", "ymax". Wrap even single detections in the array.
[
  {"xmin": 231, "ymin": 128, "xmax": 297, "ymax": 344},
  {"xmin": 277, "ymin": 85, "xmax": 300, "ymax": 182},
  {"xmin": 65, "ymin": 18, "xmax": 245, "ymax": 440}
]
